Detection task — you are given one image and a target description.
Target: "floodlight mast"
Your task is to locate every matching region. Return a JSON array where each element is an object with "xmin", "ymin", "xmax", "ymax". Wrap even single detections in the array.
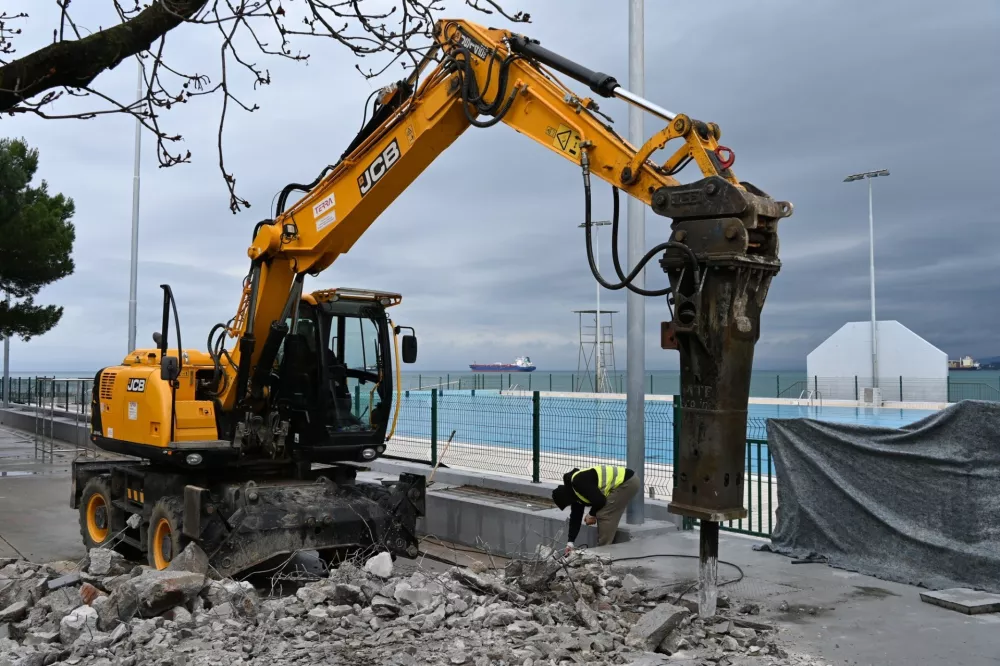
[{"xmin": 844, "ymin": 169, "xmax": 890, "ymax": 389}]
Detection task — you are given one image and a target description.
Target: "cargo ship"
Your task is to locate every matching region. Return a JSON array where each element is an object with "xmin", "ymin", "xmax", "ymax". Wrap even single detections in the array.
[
  {"xmin": 948, "ymin": 355, "xmax": 982, "ymax": 370},
  {"xmin": 469, "ymin": 356, "xmax": 536, "ymax": 372}
]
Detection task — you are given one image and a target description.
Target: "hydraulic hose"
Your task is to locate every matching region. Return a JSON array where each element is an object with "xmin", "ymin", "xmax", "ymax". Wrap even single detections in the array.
[{"xmin": 581, "ymin": 152, "xmax": 700, "ymax": 296}]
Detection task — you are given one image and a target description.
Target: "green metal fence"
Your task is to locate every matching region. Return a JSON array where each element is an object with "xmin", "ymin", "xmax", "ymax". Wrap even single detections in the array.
[
  {"xmin": 381, "ymin": 389, "xmax": 776, "ymax": 537},
  {"xmin": 396, "ymin": 372, "xmax": 1000, "ymax": 404}
]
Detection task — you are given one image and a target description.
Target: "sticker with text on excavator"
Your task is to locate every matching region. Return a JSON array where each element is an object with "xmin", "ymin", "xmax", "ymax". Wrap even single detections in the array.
[
  {"xmin": 312, "ymin": 195, "xmax": 335, "ymax": 219},
  {"xmin": 457, "ymin": 31, "xmax": 489, "ymax": 61},
  {"xmin": 313, "ymin": 194, "xmax": 337, "ymax": 231},
  {"xmin": 128, "ymin": 402, "xmax": 138, "ymax": 421},
  {"xmin": 126, "ymin": 378, "xmax": 146, "ymax": 393},
  {"xmin": 547, "ymin": 124, "xmax": 581, "ymax": 157},
  {"xmin": 358, "ymin": 138, "xmax": 401, "ymax": 197}
]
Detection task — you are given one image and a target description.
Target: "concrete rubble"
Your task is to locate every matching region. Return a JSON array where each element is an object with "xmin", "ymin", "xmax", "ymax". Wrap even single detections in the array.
[{"xmin": 0, "ymin": 546, "xmax": 829, "ymax": 666}]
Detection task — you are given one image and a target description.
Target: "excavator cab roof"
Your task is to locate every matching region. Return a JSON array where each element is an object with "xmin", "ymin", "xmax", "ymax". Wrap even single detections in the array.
[{"xmin": 303, "ymin": 287, "xmax": 403, "ymax": 308}]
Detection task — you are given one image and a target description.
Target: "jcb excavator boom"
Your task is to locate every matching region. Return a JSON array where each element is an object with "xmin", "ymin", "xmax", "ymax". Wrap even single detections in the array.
[{"xmin": 81, "ymin": 17, "xmax": 792, "ymax": 578}]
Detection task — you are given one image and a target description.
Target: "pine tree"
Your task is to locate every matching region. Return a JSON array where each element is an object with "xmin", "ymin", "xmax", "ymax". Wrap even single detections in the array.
[{"xmin": 0, "ymin": 137, "xmax": 76, "ymax": 341}]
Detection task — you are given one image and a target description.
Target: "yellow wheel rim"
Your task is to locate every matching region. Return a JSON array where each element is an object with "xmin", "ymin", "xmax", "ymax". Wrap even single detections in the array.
[
  {"xmin": 152, "ymin": 518, "xmax": 173, "ymax": 570},
  {"xmin": 86, "ymin": 493, "xmax": 109, "ymax": 543}
]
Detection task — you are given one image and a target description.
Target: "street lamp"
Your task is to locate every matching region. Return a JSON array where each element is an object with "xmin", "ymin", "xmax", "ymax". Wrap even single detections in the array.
[
  {"xmin": 844, "ymin": 168, "xmax": 890, "ymax": 388},
  {"xmin": 580, "ymin": 219, "xmax": 611, "ymax": 391}
]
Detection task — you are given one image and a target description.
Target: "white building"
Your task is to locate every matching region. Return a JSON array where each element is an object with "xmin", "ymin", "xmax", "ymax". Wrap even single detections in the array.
[{"xmin": 805, "ymin": 320, "xmax": 948, "ymax": 402}]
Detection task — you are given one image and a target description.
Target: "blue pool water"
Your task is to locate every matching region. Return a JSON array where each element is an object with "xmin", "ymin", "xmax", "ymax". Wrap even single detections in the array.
[{"xmin": 389, "ymin": 390, "xmax": 941, "ymax": 477}]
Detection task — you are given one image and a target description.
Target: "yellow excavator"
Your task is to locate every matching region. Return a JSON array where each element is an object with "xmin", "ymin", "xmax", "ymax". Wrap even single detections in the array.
[{"xmin": 72, "ymin": 18, "xmax": 793, "ymax": 576}]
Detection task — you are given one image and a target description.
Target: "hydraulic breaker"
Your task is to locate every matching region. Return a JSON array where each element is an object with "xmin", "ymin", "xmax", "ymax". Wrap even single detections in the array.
[{"xmin": 652, "ymin": 174, "xmax": 792, "ymax": 615}]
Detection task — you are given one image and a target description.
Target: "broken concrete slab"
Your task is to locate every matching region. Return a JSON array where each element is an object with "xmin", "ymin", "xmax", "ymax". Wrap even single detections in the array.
[
  {"xmin": 165, "ymin": 542, "xmax": 210, "ymax": 577},
  {"xmin": 364, "ymin": 552, "xmax": 393, "ymax": 579},
  {"xmin": 46, "ymin": 571, "xmax": 81, "ymax": 591},
  {"xmin": 626, "ymin": 602, "xmax": 690, "ymax": 651},
  {"xmin": 85, "ymin": 548, "xmax": 129, "ymax": 577},
  {"xmin": 919, "ymin": 588, "xmax": 1000, "ymax": 615}
]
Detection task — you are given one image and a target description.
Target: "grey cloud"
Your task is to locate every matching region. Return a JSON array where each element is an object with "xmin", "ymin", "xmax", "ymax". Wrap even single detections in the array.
[{"xmin": 4, "ymin": 0, "xmax": 998, "ymax": 374}]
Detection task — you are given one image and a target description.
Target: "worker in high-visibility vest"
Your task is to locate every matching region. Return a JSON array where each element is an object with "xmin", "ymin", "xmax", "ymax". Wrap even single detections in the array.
[{"xmin": 551, "ymin": 465, "xmax": 640, "ymax": 553}]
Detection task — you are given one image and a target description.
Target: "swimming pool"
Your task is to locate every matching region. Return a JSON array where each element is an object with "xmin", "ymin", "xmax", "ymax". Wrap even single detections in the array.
[{"xmin": 388, "ymin": 390, "xmax": 941, "ymax": 476}]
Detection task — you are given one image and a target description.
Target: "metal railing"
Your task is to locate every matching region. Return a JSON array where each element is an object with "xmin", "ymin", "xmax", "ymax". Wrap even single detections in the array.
[
  {"xmin": 382, "ymin": 389, "xmax": 777, "ymax": 537},
  {"xmin": 394, "ymin": 372, "xmax": 1000, "ymax": 404},
  {"xmin": 1, "ymin": 376, "xmax": 96, "ymax": 461}
]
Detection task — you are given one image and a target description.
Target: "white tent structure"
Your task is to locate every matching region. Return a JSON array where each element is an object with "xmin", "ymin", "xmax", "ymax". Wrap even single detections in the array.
[{"xmin": 806, "ymin": 320, "xmax": 948, "ymax": 402}]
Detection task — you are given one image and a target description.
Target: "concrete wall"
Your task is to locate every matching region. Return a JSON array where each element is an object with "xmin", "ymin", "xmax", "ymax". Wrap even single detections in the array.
[
  {"xmin": 806, "ymin": 320, "xmax": 948, "ymax": 401},
  {"xmin": 0, "ymin": 406, "xmax": 92, "ymax": 450}
]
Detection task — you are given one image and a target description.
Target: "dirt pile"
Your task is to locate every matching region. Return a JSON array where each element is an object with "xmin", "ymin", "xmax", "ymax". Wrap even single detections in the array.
[{"xmin": 0, "ymin": 547, "xmax": 826, "ymax": 666}]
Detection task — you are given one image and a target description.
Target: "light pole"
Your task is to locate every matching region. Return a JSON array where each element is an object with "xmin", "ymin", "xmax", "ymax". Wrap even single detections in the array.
[
  {"xmin": 580, "ymin": 220, "xmax": 611, "ymax": 392},
  {"xmin": 844, "ymin": 168, "xmax": 889, "ymax": 388},
  {"xmin": 128, "ymin": 57, "xmax": 143, "ymax": 354}
]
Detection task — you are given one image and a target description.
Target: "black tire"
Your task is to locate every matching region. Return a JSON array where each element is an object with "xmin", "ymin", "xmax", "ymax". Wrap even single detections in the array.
[
  {"xmin": 79, "ymin": 476, "xmax": 115, "ymax": 550},
  {"xmin": 147, "ymin": 497, "xmax": 187, "ymax": 570}
]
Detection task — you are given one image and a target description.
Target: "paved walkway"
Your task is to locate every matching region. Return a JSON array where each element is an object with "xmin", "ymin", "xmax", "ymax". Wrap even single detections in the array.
[
  {"xmin": 0, "ymin": 425, "xmax": 92, "ymax": 562},
  {"xmin": 593, "ymin": 530, "xmax": 1000, "ymax": 666}
]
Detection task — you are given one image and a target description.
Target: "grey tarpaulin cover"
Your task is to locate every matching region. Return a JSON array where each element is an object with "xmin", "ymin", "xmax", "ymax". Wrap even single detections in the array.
[{"xmin": 757, "ymin": 400, "xmax": 1000, "ymax": 593}]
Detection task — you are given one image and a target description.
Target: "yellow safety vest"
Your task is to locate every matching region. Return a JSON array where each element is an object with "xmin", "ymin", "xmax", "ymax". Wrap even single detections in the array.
[{"xmin": 571, "ymin": 465, "xmax": 626, "ymax": 504}]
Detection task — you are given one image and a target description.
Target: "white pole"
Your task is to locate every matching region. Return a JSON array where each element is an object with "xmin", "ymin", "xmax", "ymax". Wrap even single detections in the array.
[
  {"xmin": 868, "ymin": 176, "xmax": 878, "ymax": 388},
  {"xmin": 128, "ymin": 57, "xmax": 143, "ymax": 353},
  {"xmin": 2, "ymin": 292, "xmax": 9, "ymax": 408},
  {"xmin": 595, "ymin": 225, "xmax": 601, "ymax": 393},
  {"xmin": 626, "ymin": 0, "xmax": 645, "ymax": 525}
]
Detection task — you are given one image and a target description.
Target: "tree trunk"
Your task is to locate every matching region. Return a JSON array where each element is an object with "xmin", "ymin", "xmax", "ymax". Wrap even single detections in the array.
[{"xmin": 0, "ymin": 0, "xmax": 208, "ymax": 113}]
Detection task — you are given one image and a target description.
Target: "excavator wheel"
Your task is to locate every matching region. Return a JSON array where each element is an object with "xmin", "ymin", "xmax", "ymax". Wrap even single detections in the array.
[
  {"xmin": 147, "ymin": 497, "xmax": 187, "ymax": 570},
  {"xmin": 79, "ymin": 476, "xmax": 115, "ymax": 550}
]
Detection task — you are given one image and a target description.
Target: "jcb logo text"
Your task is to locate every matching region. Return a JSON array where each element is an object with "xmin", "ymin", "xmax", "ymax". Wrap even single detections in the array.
[
  {"xmin": 126, "ymin": 378, "xmax": 146, "ymax": 393},
  {"xmin": 358, "ymin": 139, "xmax": 401, "ymax": 197}
]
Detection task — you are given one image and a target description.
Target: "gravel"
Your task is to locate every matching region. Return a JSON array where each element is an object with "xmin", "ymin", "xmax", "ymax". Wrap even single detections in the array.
[{"xmin": 0, "ymin": 545, "xmax": 834, "ymax": 666}]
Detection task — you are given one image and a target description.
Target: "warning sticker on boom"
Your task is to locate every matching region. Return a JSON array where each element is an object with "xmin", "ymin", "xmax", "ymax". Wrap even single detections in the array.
[{"xmin": 547, "ymin": 124, "xmax": 581, "ymax": 157}]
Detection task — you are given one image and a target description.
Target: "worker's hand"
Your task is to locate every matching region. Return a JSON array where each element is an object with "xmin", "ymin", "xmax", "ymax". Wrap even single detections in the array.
[
  {"xmin": 564, "ymin": 542, "xmax": 574, "ymax": 557},
  {"xmin": 584, "ymin": 515, "xmax": 597, "ymax": 526}
]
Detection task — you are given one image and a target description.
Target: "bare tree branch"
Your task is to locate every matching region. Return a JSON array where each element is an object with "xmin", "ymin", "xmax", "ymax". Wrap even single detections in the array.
[{"xmin": 0, "ymin": 1, "xmax": 529, "ymax": 213}]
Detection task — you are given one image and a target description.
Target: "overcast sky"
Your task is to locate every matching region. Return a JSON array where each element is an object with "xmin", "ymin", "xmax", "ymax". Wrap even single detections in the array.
[{"xmin": 3, "ymin": 0, "xmax": 998, "ymax": 373}]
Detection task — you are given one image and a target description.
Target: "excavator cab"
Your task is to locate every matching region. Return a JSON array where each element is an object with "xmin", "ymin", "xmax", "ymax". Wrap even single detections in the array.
[{"xmin": 268, "ymin": 288, "xmax": 414, "ymax": 464}]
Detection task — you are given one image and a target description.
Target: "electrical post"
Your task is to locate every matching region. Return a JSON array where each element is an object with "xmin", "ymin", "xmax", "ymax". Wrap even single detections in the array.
[
  {"xmin": 128, "ymin": 57, "xmax": 143, "ymax": 354},
  {"xmin": 625, "ymin": 0, "xmax": 646, "ymax": 525}
]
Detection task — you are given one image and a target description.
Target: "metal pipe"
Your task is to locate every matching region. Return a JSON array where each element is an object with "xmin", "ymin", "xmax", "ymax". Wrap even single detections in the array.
[
  {"xmin": 613, "ymin": 86, "xmax": 677, "ymax": 122},
  {"xmin": 2, "ymin": 292, "xmax": 8, "ymax": 408},
  {"xmin": 868, "ymin": 176, "xmax": 878, "ymax": 388},
  {"xmin": 625, "ymin": 0, "xmax": 646, "ymax": 525},
  {"xmin": 128, "ymin": 57, "xmax": 143, "ymax": 353}
]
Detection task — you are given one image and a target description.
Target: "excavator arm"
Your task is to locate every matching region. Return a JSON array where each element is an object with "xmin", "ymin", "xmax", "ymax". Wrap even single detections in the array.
[{"xmin": 211, "ymin": 18, "xmax": 792, "ymax": 526}]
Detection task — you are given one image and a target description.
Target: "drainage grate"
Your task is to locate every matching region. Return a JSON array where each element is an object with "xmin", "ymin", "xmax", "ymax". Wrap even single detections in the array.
[{"xmin": 435, "ymin": 485, "xmax": 556, "ymax": 512}]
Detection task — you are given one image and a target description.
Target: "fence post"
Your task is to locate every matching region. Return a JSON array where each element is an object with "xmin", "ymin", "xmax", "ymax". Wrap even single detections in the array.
[
  {"xmin": 65, "ymin": 380, "xmax": 70, "ymax": 412},
  {"xmin": 418, "ymin": 375, "xmax": 422, "ymax": 390},
  {"xmin": 854, "ymin": 376, "xmax": 859, "ymax": 401},
  {"xmin": 430, "ymin": 388, "xmax": 438, "ymax": 466},
  {"xmin": 813, "ymin": 375, "xmax": 818, "ymax": 395},
  {"xmin": 532, "ymin": 391, "xmax": 541, "ymax": 483},
  {"xmin": 354, "ymin": 385, "xmax": 360, "ymax": 416},
  {"xmin": 899, "ymin": 375, "xmax": 903, "ymax": 402},
  {"xmin": 549, "ymin": 374, "xmax": 552, "ymax": 392},
  {"xmin": 776, "ymin": 375, "xmax": 780, "ymax": 398},
  {"xmin": 672, "ymin": 395, "xmax": 693, "ymax": 530},
  {"xmin": 947, "ymin": 376, "xmax": 951, "ymax": 403}
]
